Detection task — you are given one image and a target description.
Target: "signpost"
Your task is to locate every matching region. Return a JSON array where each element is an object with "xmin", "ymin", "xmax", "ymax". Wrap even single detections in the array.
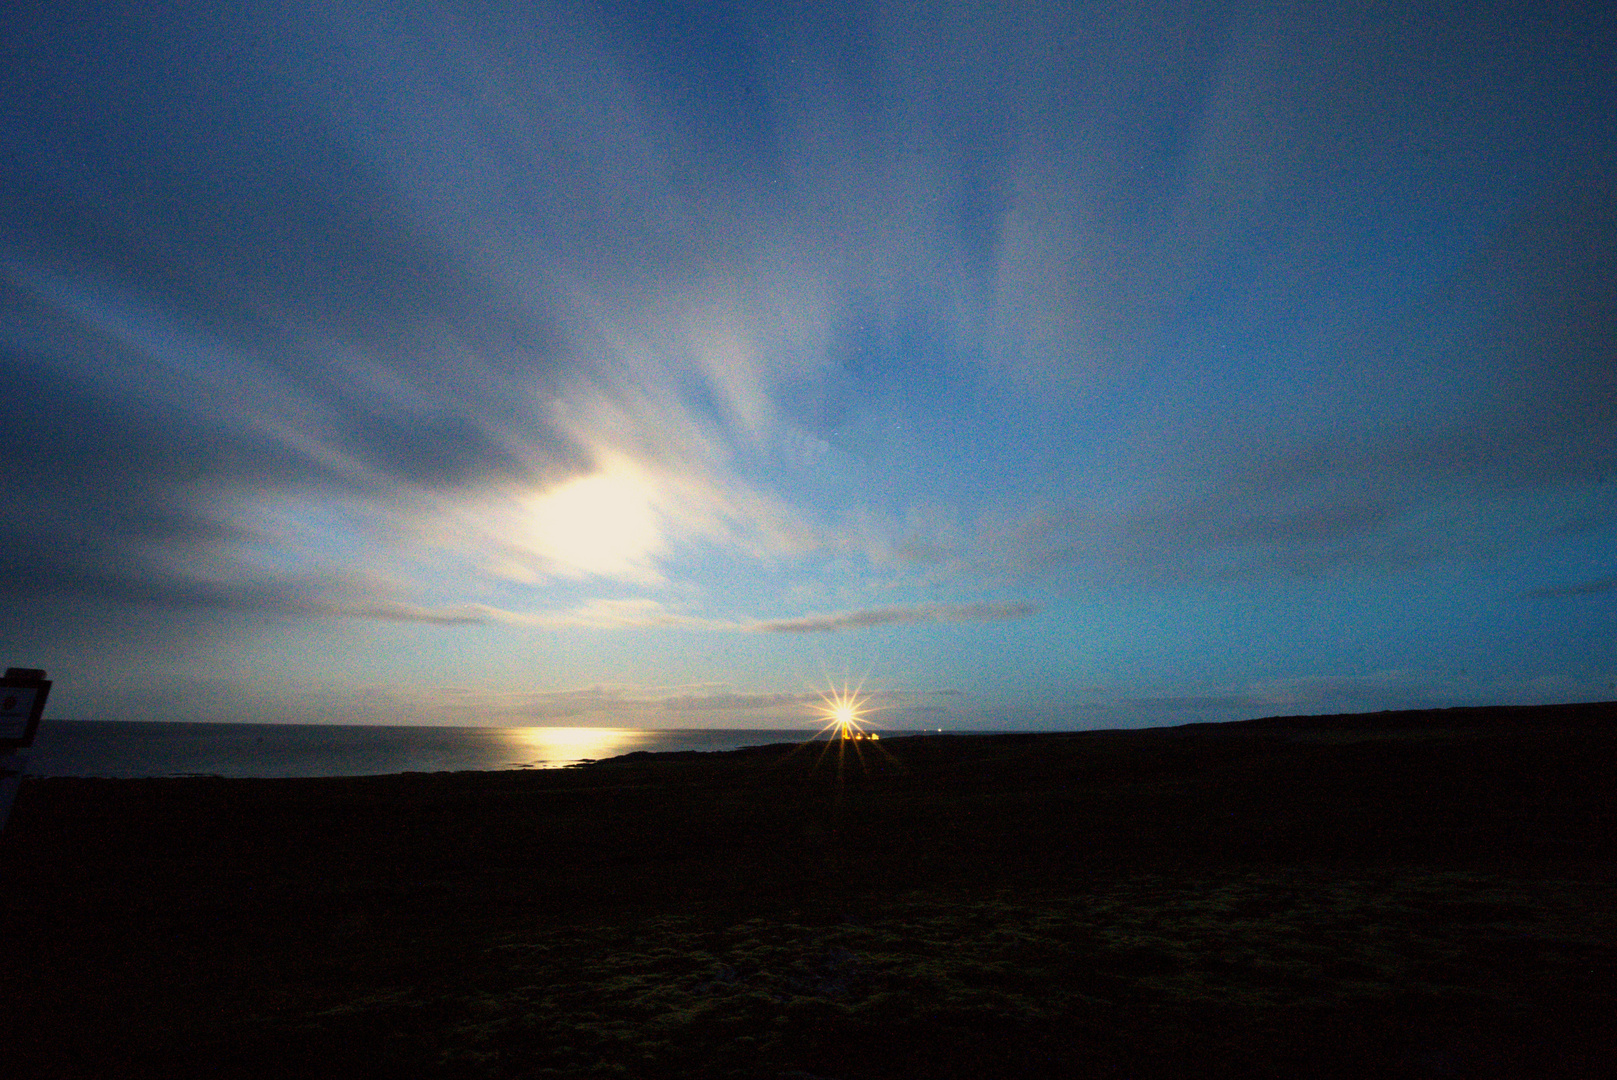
[{"xmin": 1, "ymin": 667, "xmax": 50, "ymax": 831}]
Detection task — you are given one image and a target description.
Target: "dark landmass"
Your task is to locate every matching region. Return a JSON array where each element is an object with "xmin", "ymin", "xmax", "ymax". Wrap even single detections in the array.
[{"xmin": 3, "ymin": 703, "xmax": 1614, "ymax": 1078}]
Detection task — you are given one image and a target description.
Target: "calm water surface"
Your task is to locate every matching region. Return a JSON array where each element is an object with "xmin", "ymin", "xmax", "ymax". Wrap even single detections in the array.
[{"xmin": 23, "ymin": 721, "xmax": 820, "ymax": 778}]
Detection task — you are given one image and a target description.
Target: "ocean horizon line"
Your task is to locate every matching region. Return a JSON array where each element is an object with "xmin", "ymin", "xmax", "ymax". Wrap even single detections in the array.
[{"xmin": 20, "ymin": 719, "xmax": 961, "ymax": 781}]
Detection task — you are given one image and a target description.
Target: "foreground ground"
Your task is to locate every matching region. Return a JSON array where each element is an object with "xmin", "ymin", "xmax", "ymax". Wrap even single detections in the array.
[{"xmin": 2, "ymin": 703, "xmax": 1613, "ymax": 1078}]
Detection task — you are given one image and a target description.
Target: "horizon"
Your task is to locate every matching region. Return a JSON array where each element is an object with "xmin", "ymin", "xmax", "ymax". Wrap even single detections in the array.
[
  {"xmin": 32, "ymin": 694, "xmax": 1617, "ymax": 736},
  {"xmin": 3, "ymin": 2, "xmax": 1614, "ymax": 730}
]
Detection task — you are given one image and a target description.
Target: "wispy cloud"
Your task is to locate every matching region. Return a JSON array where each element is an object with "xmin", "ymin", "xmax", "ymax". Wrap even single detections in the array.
[
  {"xmin": 318, "ymin": 596, "xmax": 1039, "ymax": 636},
  {"xmin": 747, "ymin": 601, "xmax": 1038, "ymax": 634},
  {"xmin": 1116, "ymin": 668, "xmax": 1615, "ymax": 722},
  {"xmin": 1526, "ymin": 575, "xmax": 1617, "ymax": 599},
  {"xmin": 659, "ymin": 691, "xmax": 821, "ymax": 713},
  {"xmin": 306, "ymin": 680, "xmax": 967, "ymax": 728},
  {"xmin": 1121, "ymin": 672, "xmax": 1449, "ymax": 719}
]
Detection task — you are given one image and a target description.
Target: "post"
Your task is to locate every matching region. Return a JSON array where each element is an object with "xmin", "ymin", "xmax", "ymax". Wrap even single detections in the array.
[{"xmin": 1, "ymin": 667, "xmax": 51, "ymax": 832}]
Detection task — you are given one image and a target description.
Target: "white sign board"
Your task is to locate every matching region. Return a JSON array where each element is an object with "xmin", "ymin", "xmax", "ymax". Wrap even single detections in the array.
[{"xmin": 0, "ymin": 687, "xmax": 37, "ymax": 741}]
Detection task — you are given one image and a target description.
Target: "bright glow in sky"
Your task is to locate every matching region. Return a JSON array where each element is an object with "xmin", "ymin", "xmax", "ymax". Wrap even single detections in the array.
[
  {"xmin": 518, "ymin": 459, "xmax": 664, "ymax": 581},
  {"xmin": 1, "ymin": 1, "xmax": 1613, "ymax": 730}
]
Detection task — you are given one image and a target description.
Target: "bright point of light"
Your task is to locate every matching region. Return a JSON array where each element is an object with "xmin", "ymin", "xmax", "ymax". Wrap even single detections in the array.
[{"xmin": 817, "ymin": 680, "xmax": 873, "ymax": 740}]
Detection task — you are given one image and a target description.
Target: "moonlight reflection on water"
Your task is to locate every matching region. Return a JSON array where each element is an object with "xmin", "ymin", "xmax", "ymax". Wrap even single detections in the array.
[{"xmin": 500, "ymin": 727, "xmax": 649, "ymax": 766}]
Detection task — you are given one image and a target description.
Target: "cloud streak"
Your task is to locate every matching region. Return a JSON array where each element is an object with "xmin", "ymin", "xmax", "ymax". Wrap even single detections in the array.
[
  {"xmin": 318, "ymin": 597, "xmax": 1039, "ymax": 636},
  {"xmin": 747, "ymin": 602, "xmax": 1040, "ymax": 634},
  {"xmin": 1527, "ymin": 575, "xmax": 1617, "ymax": 600}
]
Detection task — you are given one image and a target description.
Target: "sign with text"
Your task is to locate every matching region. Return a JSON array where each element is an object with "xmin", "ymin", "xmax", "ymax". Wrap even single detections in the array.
[
  {"xmin": 1, "ymin": 688, "xmax": 38, "ymax": 740},
  {"xmin": 0, "ymin": 670, "xmax": 49, "ymax": 748}
]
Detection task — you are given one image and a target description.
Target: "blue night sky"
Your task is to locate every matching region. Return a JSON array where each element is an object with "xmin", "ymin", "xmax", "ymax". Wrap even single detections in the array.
[{"xmin": 2, "ymin": 1, "xmax": 1613, "ymax": 729}]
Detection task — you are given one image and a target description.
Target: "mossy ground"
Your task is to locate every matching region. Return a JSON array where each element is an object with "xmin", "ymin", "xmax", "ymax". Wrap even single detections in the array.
[
  {"xmin": 277, "ymin": 872, "xmax": 1613, "ymax": 1078},
  {"xmin": 3, "ymin": 707, "xmax": 1613, "ymax": 1077}
]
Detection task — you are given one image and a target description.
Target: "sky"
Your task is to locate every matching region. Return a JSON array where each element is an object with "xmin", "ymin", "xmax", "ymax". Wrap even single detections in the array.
[{"xmin": 2, "ymin": 1, "xmax": 1614, "ymax": 730}]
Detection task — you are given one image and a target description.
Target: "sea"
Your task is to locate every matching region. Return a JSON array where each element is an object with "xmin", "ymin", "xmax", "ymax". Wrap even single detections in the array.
[{"xmin": 17, "ymin": 720, "xmax": 824, "ymax": 779}]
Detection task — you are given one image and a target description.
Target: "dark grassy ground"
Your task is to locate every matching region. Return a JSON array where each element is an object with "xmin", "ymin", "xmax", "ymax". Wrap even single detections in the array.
[{"xmin": 2, "ymin": 703, "xmax": 1613, "ymax": 1078}]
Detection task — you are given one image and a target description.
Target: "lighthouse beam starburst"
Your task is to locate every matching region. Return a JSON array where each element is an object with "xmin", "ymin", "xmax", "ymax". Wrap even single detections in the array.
[
  {"xmin": 781, "ymin": 673, "xmax": 910, "ymax": 784},
  {"xmin": 815, "ymin": 678, "xmax": 874, "ymax": 742}
]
